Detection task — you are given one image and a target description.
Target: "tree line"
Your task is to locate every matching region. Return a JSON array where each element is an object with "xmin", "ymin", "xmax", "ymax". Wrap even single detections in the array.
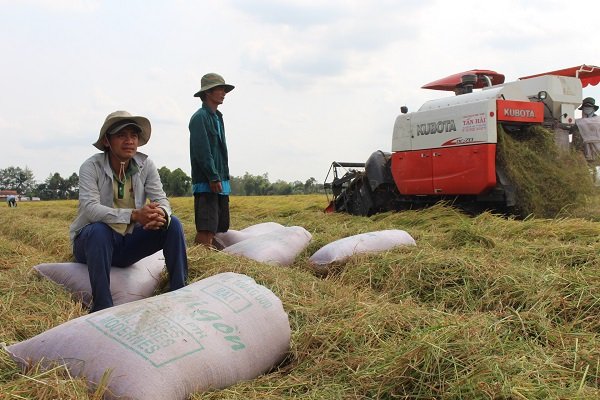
[{"xmin": 0, "ymin": 166, "xmax": 324, "ymax": 200}]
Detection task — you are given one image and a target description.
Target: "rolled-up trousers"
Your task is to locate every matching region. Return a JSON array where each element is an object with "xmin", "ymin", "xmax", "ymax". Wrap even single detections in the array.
[{"xmin": 73, "ymin": 217, "xmax": 188, "ymax": 312}]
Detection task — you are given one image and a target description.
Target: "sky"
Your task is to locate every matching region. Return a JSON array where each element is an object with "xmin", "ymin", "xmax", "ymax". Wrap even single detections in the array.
[{"xmin": 1, "ymin": 0, "xmax": 599, "ymax": 185}]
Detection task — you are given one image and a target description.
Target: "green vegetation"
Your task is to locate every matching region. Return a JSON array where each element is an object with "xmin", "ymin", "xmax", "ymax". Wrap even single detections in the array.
[
  {"xmin": 1, "ymin": 195, "xmax": 599, "ymax": 399},
  {"xmin": 1, "ymin": 165, "xmax": 324, "ymax": 199}
]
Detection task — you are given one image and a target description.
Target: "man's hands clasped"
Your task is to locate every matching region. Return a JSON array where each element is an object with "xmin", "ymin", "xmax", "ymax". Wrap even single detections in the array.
[{"xmin": 131, "ymin": 202, "xmax": 167, "ymax": 230}]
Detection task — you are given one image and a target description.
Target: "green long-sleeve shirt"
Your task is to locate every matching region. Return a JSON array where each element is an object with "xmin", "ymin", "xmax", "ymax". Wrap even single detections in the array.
[{"xmin": 189, "ymin": 104, "xmax": 229, "ymax": 184}]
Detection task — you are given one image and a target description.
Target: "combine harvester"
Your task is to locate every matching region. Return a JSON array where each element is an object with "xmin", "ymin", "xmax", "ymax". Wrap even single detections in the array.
[{"xmin": 325, "ymin": 65, "xmax": 600, "ymax": 216}]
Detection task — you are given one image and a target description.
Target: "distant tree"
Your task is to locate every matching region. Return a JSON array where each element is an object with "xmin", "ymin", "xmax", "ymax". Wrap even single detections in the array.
[
  {"xmin": 291, "ymin": 180, "xmax": 304, "ymax": 194},
  {"xmin": 314, "ymin": 182, "xmax": 325, "ymax": 194},
  {"xmin": 218, "ymin": 172, "xmax": 327, "ymax": 196},
  {"xmin": 270, "ymin": 180, "xmax": 293, "ymax": 195},
  {"xmin": 230, "ymin": 175, "xmax": 245, "ymax": 195},
  {"xmin": 0, "ymin": 166, "xmax": 37, "ymax": 195},
  {"xmin": 158, "ymin": 166, "xmax": 191, "ymax": 197},
  {"xmin": 304, "ymin": 177, "xmax": 317, "ymax": 194},
  {"xmin": 242, "ymin": 172, "xmax": 271, "ymax": 195},
  {"xmin": 240, "ymin": 173, "xmax": 254, "ymax": 195},
  {"xmin": 169, "ymin": 168, "xmax": 192, "ymax": 197},
  {"xmin": 158, "ymin": 166, "xmax": 173, "ymax": 194},
  {"xmin": 67, "ymin": 173, "xmax": 79, "ymax": 199},
  {"xmin": 42, "ymin": 173, "xmax": 68, "ymax": 200},
  {"xmin": 34, "ymin": 183, "xmax": 49, "ymax": 200}
]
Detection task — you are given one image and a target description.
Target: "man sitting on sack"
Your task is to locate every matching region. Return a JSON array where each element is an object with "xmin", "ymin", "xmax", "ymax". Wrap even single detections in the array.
[{"xmin": 69, "ymin": 111, "xmax": 188, "ymax": 312}]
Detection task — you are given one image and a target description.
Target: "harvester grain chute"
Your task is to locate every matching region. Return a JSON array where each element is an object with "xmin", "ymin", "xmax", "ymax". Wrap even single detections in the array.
[{"xmin": 324, "ymin": 65, "xmax": 600, "ymax": 217}]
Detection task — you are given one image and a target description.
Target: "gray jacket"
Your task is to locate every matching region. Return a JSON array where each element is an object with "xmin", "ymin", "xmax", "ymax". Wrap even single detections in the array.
[{"xmin": 69, "ymin": 152, "xmax": 171, "ymax": 244}]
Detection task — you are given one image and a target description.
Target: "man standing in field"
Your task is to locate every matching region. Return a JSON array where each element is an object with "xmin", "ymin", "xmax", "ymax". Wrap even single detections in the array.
[
  {"xmin": 189, "ymin": 73, "xmax": 234, "ymax": 248},
  {"xmin": 572, "ymin": 97, "xmax": 600, "ymax": 162},
  {"xmin": 69, "ymin": 110, "xmax": 188, "ymax": 312}
]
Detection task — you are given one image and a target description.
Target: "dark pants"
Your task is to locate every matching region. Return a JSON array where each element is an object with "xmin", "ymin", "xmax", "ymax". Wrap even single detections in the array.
[
  {"xmin": 194, "ymin": 192, "xmax": 230, "ymax": 233},
  {"xmin": 73, "ymin": 216, "xmax": 188, "ymax": 312}
]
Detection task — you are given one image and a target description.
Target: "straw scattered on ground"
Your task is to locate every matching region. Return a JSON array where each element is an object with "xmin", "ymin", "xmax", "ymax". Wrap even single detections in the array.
[
  {"xmin": 496, "ymin": 124, "xmax": 596, "ymax": 218},
  {"xmin": 1, "ymin": 195, "xmax": 599, "ymax": 399}
]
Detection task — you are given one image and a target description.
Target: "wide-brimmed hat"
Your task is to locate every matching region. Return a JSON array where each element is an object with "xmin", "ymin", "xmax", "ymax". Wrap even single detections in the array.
[
  {"xmin": 93, "ymin": 111, "xmax": 151, "ymax": 150},
  {"xmin": 578, "ymin": 97, "xmax": 599, "ymax": 111},
  {"xmin": 193, "ymin": 73, "xmax": 235, "ymax": 97}
]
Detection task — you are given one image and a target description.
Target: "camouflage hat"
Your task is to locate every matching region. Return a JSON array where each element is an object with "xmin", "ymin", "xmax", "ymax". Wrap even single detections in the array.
[
  {"xmin": 193, "ymin": 73, "xmax": 235, "ymax": 97},
  {"xmin": 579, "ymin": 97, "xmax": 599, "ymax": 111}
]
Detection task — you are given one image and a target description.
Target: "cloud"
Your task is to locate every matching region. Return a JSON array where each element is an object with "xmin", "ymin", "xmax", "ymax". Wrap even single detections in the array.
[
  {"xmin": 0, "ymin": 0, "xmax": 100, "ymax": 13},
  {"xmin": 231, "ymin": 0, "xmax": 344, "ymax": 28},
  {"xmin": 233, "ymin": 0, "xmax": 423, "ymax": 89}
]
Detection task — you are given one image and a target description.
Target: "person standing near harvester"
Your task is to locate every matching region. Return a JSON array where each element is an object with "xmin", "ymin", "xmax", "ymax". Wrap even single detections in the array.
[
  {"xmin": 572, "ymin": 97, "xmax": 600, "ymax": 161},
  {"xmin": 189, "ymin": 73, "xmax": 234, "ymax": 248}
]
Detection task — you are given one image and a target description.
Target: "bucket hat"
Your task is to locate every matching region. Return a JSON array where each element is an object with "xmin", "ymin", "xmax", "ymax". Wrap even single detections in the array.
[
  {"xmin": 93, "ymin": 111, "xmax": 151, "ymax": 150},
  {"xmin": 578, "ymin": 97, "xmax": 599, "ymax": 111},
  {"xmin": 193, "ymin": 73, "xmax": 235, "ymax": 97}
]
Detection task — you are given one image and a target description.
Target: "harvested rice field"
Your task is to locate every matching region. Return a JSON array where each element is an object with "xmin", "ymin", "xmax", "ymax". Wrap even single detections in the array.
[{"xmin": 1, "ymin": 194, "xmax": 599, "ymax": 399}]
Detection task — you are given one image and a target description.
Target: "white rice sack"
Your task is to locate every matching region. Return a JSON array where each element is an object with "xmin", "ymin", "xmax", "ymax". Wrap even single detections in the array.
[
  {"xmin": 214, "ymin": 229, "xmax": 247, "ymax": 248},
  {"xmin": 241, "ymin": 222, "xmax": 284, "ymax": 234},
  {"xmin": 5, "ymin": 272, "xmax": 290, "ymax": 400},
  {"xmin": 223, "ymin": 226, "xmax": 312, "ymax": 266},
  {"xmin": 309, "ymin": 230, "xmax": 416, "ymax": 266},
  {"xmin": 215, "ymin": 222, "xmax": 285, "ymax": 248},
  {"xmin": 33, "ymin": 251, "xmax": 165, "ymax": 307}
]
